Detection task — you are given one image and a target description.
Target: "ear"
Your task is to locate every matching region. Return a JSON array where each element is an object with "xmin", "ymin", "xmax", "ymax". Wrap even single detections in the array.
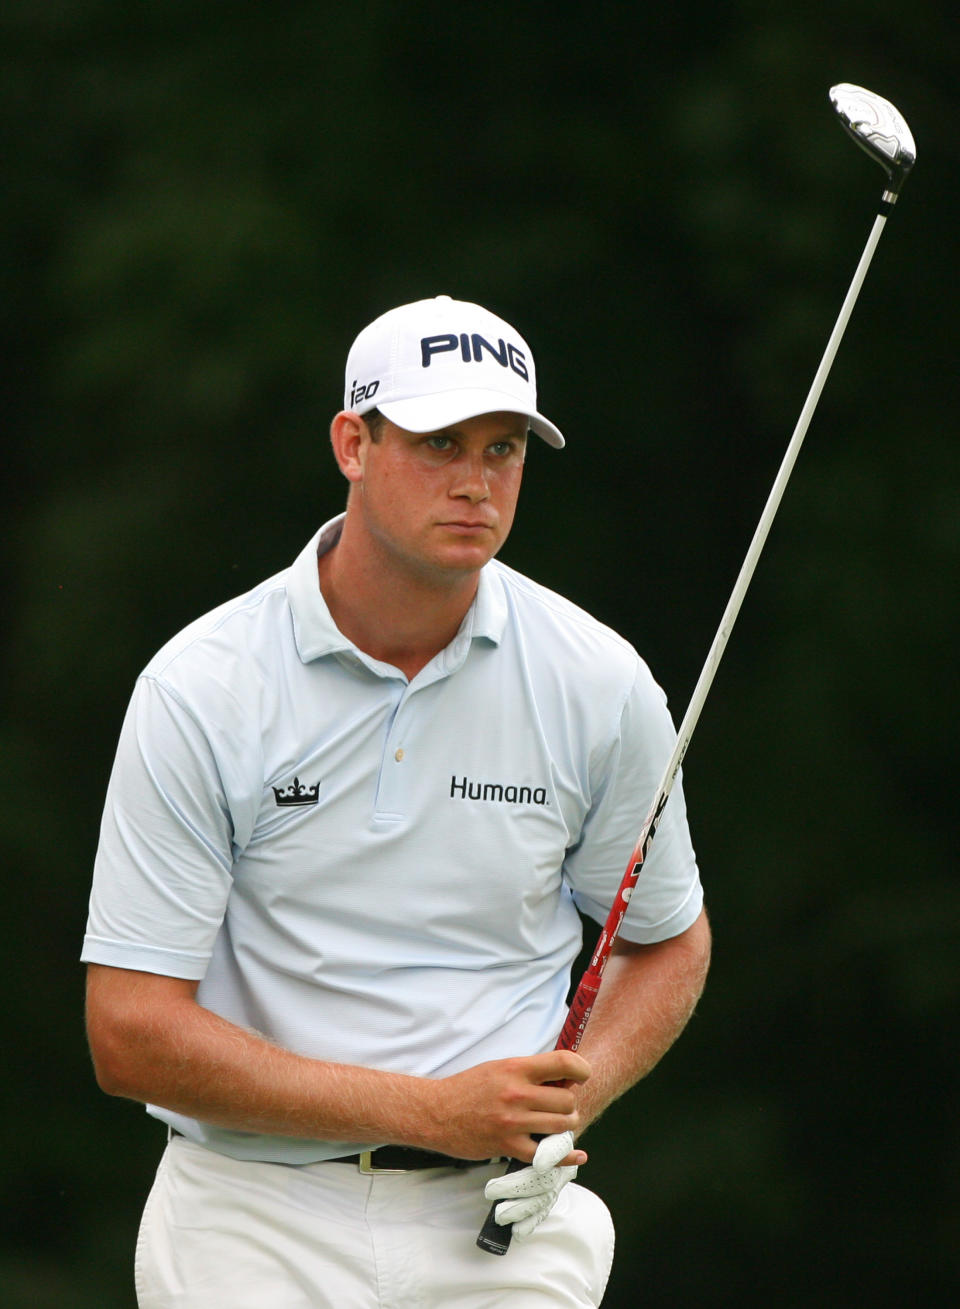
[{"xmin": 329, "ymin": 411, "xmax": 369, "ymax": 484}]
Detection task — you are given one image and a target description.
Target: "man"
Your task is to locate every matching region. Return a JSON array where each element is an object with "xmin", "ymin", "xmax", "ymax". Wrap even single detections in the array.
[{"xmin": 83, "ymin": 294, "xmax": 710, "ymax": 1307}]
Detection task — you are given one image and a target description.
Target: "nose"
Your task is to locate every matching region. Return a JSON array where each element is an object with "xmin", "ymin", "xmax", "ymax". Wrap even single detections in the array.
[{"xmin": 450, "ymin": 451, "xmax": 491, "ymax": 502}]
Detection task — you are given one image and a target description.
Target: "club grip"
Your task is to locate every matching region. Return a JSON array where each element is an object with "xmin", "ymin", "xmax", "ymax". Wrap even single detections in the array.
[{"xmin": 476, "ymin": 1156, "xmax": 526, "ymax": 1255}]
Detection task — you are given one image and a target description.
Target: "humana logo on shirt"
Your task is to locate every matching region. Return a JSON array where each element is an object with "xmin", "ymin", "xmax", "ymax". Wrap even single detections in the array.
[{"xmin": 449, "ymin": 775, "xmax": 548, "ymax": 806}]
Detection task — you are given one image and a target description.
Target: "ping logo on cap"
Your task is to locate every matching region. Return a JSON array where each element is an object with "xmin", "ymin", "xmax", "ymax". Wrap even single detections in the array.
[{"xmin": 420, "ymin": 333, "xmax": 529, "ymax": 381}]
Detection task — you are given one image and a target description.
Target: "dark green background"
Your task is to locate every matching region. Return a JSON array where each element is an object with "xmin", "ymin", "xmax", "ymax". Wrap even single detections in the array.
[{"xmin": 3, "ymin": 2, "xmax": 957, "ymax": 1305}]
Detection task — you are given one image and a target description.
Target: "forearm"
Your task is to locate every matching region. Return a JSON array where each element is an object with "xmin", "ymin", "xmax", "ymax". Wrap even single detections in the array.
[
  {"xmin": 572, "ymin": 907, "xmax": 711, "ymax": 1132},
  {"xmin": 87, "ymin": 965, "xmax": 435, "ymax": 1145},
  {"xmin": 85, "ymin": 964, "xmax": 588, "ymax": 1161}
]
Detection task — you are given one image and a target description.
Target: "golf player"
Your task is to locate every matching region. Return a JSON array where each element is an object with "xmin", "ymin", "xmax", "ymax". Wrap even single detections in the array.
[{"xmin": 83, "ymin": 295, "xmax": 711, "ymax": 1307}]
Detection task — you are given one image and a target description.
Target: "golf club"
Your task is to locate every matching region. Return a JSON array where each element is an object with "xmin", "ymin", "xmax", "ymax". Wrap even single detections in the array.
[{"xmin": 477, "ymin": 83, "xmax": 916, "ymax": 1256}]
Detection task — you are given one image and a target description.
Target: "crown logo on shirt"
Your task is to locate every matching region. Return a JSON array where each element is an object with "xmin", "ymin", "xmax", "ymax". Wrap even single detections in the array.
[{"xmin": 272, "ymin": 777, "xmax": 320, "ymax": 807}]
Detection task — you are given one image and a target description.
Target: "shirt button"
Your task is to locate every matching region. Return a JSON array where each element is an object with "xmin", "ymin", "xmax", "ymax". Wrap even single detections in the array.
[{"xmin": 394, "ymin": 748, "xmax": 404, "ymax": 762}]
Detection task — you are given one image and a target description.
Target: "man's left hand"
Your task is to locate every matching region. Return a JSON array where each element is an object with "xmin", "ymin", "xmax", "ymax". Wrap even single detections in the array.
[{"xmin": 483, "ymin": 1131, "xmax": 581, "ymax": 1241}]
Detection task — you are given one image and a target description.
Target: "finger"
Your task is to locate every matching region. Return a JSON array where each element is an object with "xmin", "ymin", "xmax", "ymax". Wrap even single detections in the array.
[
  {"xmin": 536, "ymin": 1050, "xmax": 591, "ymax": 1084},
  {"xmin": 554, "ymin": 1164, "xmax": 580, "ymax": 1186},
  {"xmin": 484, "ymin": 1163, "xmax": 577, "ymax": 1202},
  {"xmin": 501, "ymin": 1119, "xmax": 581, "ymax": 1163},
  {"xmin": 493, "ymin": 1194, "xmax": 551, "ymax": 1225},
  {"xmin": 512, "ymin": 1210, "xmax": 550, "ymax": 1241},
  {"xmin": 533, "ymin": 1081, "xmax": 578, "ymax": 1105},
  {"xmin": 484, "ymin": 1165, "xmax": 542, "ymax": 1201},
  {"xmin": 532, "ymin": 1131, "xmax": 574, "ymax": 1172},
  {"xmin": 485, "ymin": 1170, "xmax": 549, "ymax": 1202},
  {"xmin": 524, "ymin": 1111, "xmax": 583, "ymax": 1140}
]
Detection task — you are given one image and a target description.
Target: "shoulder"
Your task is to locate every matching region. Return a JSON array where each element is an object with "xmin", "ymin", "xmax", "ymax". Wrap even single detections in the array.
[
  {"xmin": 141, "ymin": 567, "xmax": 292, "ymax": 699},
  {"xmin": 486, "ymin": 561, "xmax": 674, "ymax": 769},
  {"xmin": 487, "ymin": 558, "xmax": 653, "ymax": 721},
  {"xmin": 489, "ymin": 558, "xmax": 639, "ymax": 672}
]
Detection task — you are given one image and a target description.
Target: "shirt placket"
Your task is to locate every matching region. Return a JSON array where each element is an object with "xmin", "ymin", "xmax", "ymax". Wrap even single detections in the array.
[{"xmin": 372, "ymin": 682, "xmax": 416, "ymax": 823}]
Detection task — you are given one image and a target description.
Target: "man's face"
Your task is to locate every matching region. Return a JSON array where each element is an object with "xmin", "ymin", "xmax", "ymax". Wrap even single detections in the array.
[{"xmin": 352, "ymin": 411, "xmax": 528, "ymax": 584}]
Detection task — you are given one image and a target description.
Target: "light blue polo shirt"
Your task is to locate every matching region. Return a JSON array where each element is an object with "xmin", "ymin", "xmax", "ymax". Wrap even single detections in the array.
[{"xmin": 83, "ymin": 515, "xmax": 702, "ymax": 1163}]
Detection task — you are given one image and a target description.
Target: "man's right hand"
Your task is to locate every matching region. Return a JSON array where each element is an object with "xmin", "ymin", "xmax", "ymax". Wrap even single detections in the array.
[{"xmin": 425, "ymin": 1050, "xmax": 591, "ymax": 1164}]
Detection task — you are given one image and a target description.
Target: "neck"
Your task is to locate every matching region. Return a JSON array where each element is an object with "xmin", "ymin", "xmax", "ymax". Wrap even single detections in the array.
[{"xmin": 317, "ymin": 519, "xmax": 480, "ymax": 680}]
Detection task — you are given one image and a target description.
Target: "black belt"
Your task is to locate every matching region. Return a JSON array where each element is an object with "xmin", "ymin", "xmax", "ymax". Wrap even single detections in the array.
[
  {"xmin": 332, "ymin": 1147, "xmax": 500, "ymax": 1174},
  {"xmin": 168, "ymin": 1132, "xmax": 497, "ymax": 1174}
]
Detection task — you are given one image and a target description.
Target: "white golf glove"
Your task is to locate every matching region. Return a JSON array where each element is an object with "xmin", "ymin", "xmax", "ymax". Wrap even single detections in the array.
[{"xmin": 483, "ymin": 1131, "xmax": 579, "ymax": 1241}]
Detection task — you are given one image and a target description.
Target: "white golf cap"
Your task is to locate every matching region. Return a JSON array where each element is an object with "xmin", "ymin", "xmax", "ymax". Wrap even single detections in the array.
[{"xmin": 343, "ymin": 295, "xmax": 565, "ymax": 448}]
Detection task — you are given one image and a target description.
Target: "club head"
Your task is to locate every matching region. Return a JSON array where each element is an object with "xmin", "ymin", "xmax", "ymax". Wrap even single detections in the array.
[{"xmin": 829, "ymin": 84, "xmax": 916, "ymax": 196}]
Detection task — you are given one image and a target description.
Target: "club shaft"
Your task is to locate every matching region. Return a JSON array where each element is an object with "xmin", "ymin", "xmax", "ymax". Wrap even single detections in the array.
[{"xmin": 558, "ymin": 209, "xmax": 891, "ymax": 1051}]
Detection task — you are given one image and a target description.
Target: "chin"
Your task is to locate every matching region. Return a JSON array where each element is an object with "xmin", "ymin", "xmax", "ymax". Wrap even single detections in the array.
[{"xmin": 431, "ymin": 543, "xmax": 499, "ymax": 575}]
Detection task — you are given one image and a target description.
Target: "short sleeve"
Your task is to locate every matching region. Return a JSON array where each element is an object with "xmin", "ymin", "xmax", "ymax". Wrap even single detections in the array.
[
  {"xmin": 81, "ymin": 675, "xmax": 236, "ymax": 978},
  {"xmin": 563, "ymin": 658, "xmax": 702, "ymax": 944}
]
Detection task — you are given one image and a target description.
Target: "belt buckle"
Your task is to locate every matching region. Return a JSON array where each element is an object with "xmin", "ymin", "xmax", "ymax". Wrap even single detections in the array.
[{"xmin": 357, "ymin": 1150, "xmax": 410, "ymax": 1175}]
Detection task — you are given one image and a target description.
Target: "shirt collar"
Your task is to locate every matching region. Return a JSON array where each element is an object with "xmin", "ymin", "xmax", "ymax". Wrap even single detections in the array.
[{"xmin": 287, "ymin": 513, "xmax": 508, "ymax": 666}]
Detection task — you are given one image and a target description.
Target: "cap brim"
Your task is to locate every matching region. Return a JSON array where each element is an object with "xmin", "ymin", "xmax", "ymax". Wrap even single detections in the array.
[{"xmin": 377, "ymin": 389, "xmax": 565, "ymax": 449}]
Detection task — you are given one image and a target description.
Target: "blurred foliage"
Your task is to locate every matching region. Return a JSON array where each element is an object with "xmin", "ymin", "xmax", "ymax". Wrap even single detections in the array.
[{"xmin": 2, "ymin": 2, "xmax": 958, "ymax": 1305}]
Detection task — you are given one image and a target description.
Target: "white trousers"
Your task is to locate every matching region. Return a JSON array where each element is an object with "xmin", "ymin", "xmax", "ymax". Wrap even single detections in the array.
[{"xmin": 136, "ymin": 1137, "xmax": 615, "ymax": 1307}]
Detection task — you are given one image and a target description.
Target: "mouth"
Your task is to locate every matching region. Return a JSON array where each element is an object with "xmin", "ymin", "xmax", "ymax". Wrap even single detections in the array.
[{"xmin": 439, "ymin": 520, "xmax": 495, "ymax": 535}]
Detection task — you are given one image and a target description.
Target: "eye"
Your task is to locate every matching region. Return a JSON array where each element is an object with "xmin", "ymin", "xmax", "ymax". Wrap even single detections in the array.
[
  {"xmin": 489, "ymin": 438, "xmax": 525, "ymax": 459},
  {"xmin": 426, "ymin": 434, "xmax": 453, "ymax": 451}
]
